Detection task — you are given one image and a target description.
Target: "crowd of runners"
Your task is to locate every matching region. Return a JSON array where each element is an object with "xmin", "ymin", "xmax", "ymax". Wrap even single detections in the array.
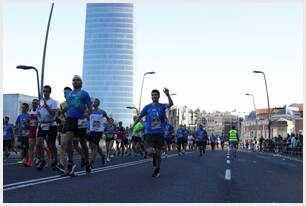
[{"xmin": 3, "ymin": 75, "xmax": 238, "ymax": 178}]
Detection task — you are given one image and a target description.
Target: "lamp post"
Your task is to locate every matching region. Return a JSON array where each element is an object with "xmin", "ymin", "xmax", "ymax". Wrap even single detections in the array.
[
  {"xmin": 16, "ymin": 65, "xmax": 40, "ymax": 99},
  {"xmin": 253, "ymin": 70, "xmax": 271, "ymax": 139},
  {"xmin": 126, "ymin": 106, "xmax": 139, "ymax": 115},
  {"xmin": 138, "ymin": 71, "xmax": 155, "ymax": 111},
  {"xmin": 245, "ymin": 93, "xmax": 258, "ymax": 140},
  {"xmin": 40, "ymin": 3, "xmax": 54, "ymax": 99}
]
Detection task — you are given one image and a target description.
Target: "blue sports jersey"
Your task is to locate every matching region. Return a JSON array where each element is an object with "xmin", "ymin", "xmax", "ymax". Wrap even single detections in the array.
[
  {"xmin": 140, "ymin": 103, "xmax": 168, "ymax": 135},
  {"xmin": 196, "ymin": 129, "xmax": 208, "ymax": 142},
  {"xmin": 183, "ymin": 129, "xmax": 189, "ymax": 139},
  {"xmin": 164, "ymin": 123, "xmax": 174, "ymax": 139},
  {"xmin": 210, "ymin": 135, "xmax": 217, "ymax": 143},
  {"xmin": 176, "ymin": 128, "xmax": 185, "ymax": 139},
  {"xmin": 66, "ymin": 90, "xmax": 92, "ymax": 119},
  {"xmin": 3, "ymin": 123, "xmax": 14, "ymax": 140},
  {"xmin": 15, "ymin": 114, "xmax": 30, "ymax": 138}
]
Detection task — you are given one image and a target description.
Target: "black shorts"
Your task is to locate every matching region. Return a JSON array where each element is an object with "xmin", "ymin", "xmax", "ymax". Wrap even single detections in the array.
[
  {"xmin": 132, "ymin": 136, "xmax": 141, "ymax": 143},
  {"xmin": 145, "ymin": 133, "xmax": 164, "ymax": 150},
  {"xmin": 122, "ymin": 138, "xmax": 128, "ymax": 144},
  {"xmin": 4, "ymin": 140, "xmax": 12, "ymax": 149},
  {"xmin": 37, "ymin": 125, "xmax": 58, "ymax": 142},
  {"xmin": 177, "ymin": 138, "xmax": 184, "ymax": 145},
  {"xmin": 64, "ymin": 118, "xmax": 87, "ymax": 139},
  {"xmin": 88, "ymin": 132, "xmax": 102, "ymax": 145}
]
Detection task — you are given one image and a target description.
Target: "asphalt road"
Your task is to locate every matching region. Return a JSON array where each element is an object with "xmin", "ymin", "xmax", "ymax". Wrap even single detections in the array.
[{"xmin": 3, "ymin": 149, "xmax": 303, "ymax": 203}]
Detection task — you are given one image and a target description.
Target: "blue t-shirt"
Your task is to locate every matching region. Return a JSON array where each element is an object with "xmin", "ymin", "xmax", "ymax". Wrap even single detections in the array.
[
  {"xmin": 176, "ymin": 128, "xmax": 185, "ymax": 139},
  {"xmin": 66, "ymin": 90, "xmax": 92, "ymax": 119},
  {"xmin": 220, "ymin": 135, "xmax": 225, "ymax": 143},
  {"xmin": 140, "ymin": 103, "xmax": 168, "ymax": 135},
  {"xmin": 15, "ymin": 113, "xmax": 30, "ymax": 138},
  {"xmin": 164, "ymin": 123, "xmax": 174, "ymax": 139},
  {"xmin": 196, "ymin": 129, "xmax": 208, "ymax": 142},
  {"xmin": 3, "ymin": 123, "xmax": 14, "ymax": 140},
  {"xmin": 183, "ymin": 129, "xmax": 189, "ymax": 139},
  {"xmin": 210, "ymin": 135, "xmax": 217, "ymax": 143}
]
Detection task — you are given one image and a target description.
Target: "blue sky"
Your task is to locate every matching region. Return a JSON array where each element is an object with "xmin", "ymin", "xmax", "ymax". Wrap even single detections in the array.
[{"xmin": 3, "ymin": 2, "xmax": 303, "ymax": 114}]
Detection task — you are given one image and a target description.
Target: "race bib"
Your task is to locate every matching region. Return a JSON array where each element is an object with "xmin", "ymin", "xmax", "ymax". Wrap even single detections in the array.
[
  {"xmin": 3, "ymin": 129, "xmax": 7, "ymax": 137},
  {"xmin": 117, "ymin": 139, "xmax": 122, "ymax": 143},
  {"xmin": 90, "ymin": 114, "xmax": 104, "ymax": 132},
  {"xmin": 151, "ymin": 118, "xmax": 161, "ymax": 130},
  {"xmin": 30, "ymin": 120, "xmax": 38, "ymax": 127},
  {"xmin": 78, "ymin": 119, "xmax": 87, "ymax": 128},
  {"xmin": 40, "ymin": 123, "xmax": 50, "ymax": 131}
]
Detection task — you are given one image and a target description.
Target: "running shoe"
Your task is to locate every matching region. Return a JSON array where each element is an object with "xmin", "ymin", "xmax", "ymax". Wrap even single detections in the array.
[
  {"xmin": 152, "ymin": 168, "xmax": 160, "ymax": 178},
  {"xmin": 56, "ymin": 163, "xmax": 65, "ymax": 173},
  {"xmin": 37, "ymin": 160, "xmax": 47, "ymax": 170}
]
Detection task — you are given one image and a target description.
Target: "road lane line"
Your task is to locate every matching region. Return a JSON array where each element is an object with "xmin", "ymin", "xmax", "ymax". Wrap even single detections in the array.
[
  {"xmin": 4, "ymin": 152, "xmax": 190, "ymax": 191},
  {"xmin": 226, "ymin": 160, "xmax": 230, "ymax": 164},
  {"xmin": 225, "ymin": 169, "xmax": 231, "ymax": 180}
]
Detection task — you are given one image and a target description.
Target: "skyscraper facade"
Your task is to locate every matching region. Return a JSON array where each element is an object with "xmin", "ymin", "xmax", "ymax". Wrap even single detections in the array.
[{"xmin": 83, "ymin": 3, "xmax": 134, "ymax": 126}]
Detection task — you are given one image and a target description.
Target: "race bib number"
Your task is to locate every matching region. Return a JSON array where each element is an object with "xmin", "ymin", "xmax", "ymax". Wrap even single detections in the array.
[
  {"xmin": 3, "ymin": 129, "xmax": 7, "ymax": 137},
  {"xmin": 90, "ymin": 114, "xmax": 104, "ymax": 132},
  {"xmin": 151, "ymin": 119, "xmax": 161, "ymax": 130},
  {"xmin": 30, "ymin": 120, "xmax": 38, "ymax": 127},
  {"xmin": 40, "ymin": 123, "xmax": 50, "ymax": 131},
  {"xmin": 78, "ymin": 119, "xmax": 87, "ymax": 129},
  {"xmin": 22, "ymin": 129, "xmax": 29, "ymax": 136}
]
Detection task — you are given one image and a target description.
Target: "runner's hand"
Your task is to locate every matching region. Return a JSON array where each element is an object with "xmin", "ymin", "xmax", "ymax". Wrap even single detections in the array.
[{"xmin": 163, "ymin": 88, "xmax": 170, "ymax": 96}]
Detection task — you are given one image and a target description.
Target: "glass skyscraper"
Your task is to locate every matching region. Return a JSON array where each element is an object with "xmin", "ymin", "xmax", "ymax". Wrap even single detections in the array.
[{"xmin": 83, "ymin": 3, "xmax": 134, "ymax": 126}]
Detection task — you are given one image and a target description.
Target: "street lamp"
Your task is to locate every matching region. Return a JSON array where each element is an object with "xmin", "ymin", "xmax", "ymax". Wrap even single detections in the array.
[
  {"xmin": 138, "ymin": 71, "xmax": 155, "ymax": 111},
  {"xmin": 245, "ymin": 93, "xmax": 258, "ymax": 140},
  {"xmin": 253, "ymin": 70, "xmax": 271, "ymax": 139},
  {"xmin": 16, "ymin": 65, "xmax": 40, "ymax": 99},
  {"xmin": 126, "ymin": 106, "xmax": 139, "ymax": 115}
]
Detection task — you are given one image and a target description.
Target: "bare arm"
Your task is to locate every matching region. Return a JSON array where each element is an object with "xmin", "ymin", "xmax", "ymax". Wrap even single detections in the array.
[{"xmin": 163, "ymin": 88, "xmax": 173, "ymax": 108}]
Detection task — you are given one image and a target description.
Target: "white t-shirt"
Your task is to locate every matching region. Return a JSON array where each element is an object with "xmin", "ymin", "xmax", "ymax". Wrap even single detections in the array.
[{"xmin": 38, "ymin": 98, "xmax": 58, "ymax": 126}]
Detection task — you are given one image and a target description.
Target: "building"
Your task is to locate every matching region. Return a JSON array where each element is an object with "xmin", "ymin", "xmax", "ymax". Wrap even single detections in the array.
[
  {"xmin": 82, "ymin": 3, "xmax": 134, "ymax": 126},
  {"xmin": 243, "ymin": 104, "xmax": 303, "ymax": 140},
  {"xmin": 3, "ymin": 94, "xmax": 38, "ymax": 124}
]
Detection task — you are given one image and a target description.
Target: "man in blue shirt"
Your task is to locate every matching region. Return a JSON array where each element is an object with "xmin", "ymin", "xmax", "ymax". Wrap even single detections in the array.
[
  {"xmin": 176, "ymin": 125, "xmax": 185, "ymax": 155},
  {"xmin": 61, "ymin": 75, "xmax": 92, "ymax": 176},
  {"xmin": 195, "ymin": 124, "xmax": 208, "ymax": 156},
  {"xmin": 3, "ymin": 116, "xmax": 14, "ymax": 159},
  {"xmin": 131, "ymin": 88, "xmax": 173, "ymax": 177}
]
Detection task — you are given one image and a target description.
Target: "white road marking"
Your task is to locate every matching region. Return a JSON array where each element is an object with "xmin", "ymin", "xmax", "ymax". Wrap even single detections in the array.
[
  {"xmin": 4, "ymin": 152, "xmax": 192, "ymax": 191},
  {"xmin": 225, "ymin": 169, "xmax": 231, "ymax": 180},
  {"xmin": 226, "ymin": 160, "xmax": 230, "ymax": 164}
]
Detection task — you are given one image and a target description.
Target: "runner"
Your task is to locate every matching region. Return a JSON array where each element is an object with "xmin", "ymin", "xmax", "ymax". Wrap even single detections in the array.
[
  {"xmin": 56, "ymin": 86, "xmax": 73, "ymax": 172},
  {"xmin": 27, "ymin": 99, "xmax": 39, "ymax": 167},
  {"xmin": 36, "ymin": 85, "xmax": 58, "ymax": 170},
  {"xmin": 15, "ymin": 103, "xmax": 30, "ymax": 165},
  {"xmin": 131, "ymin": 116, "xmax": 144, "ymax": 157},
  {"xmin": 210, "ymin": 133, "xmax": 217, "ymax": 151},
  {"xmin": 116, "ymin": 121, "xmax": 126, "ymax": 157},
  {"xmin": 195, "ymin": 124, "xmax": 208, "ymax": 156},
  {"xmin": 176, "ymin": 125, "xmax": 185, "ymax": 155},
  {"xmin": 131, "ymin": 88, "xmax": 173, "ymax": 177},
  {"xmin": 3, "ymin": 116, "xmax": 15, "ymax": 160},
  {"xmin": 182, "ymin": 125, "xmax": 189, "ymax": 154},
  {"xmin": 104, "ymin": 117, "xmax": 117, "ymax": 162},
  {"xmin": 220, "ymin": 133, "xmax": 225, "ymax": 151},
  {"xmin": 88, "ymin": 98, "xmax": 110, "ymax": 167},
  {"xmin": 164, "ymin": 121, "xmax": 174, "ymax": 154},
  {"xmin": 229, "ymin": 126, "xmax": 239, "ymax": 159},
  {"xmin": 61, "ymin": 75, "xmax": 92, "ymax": 176},
  {"xmin": 187, "ymin": 132, "xmax": 195, "ymax": 151}
]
